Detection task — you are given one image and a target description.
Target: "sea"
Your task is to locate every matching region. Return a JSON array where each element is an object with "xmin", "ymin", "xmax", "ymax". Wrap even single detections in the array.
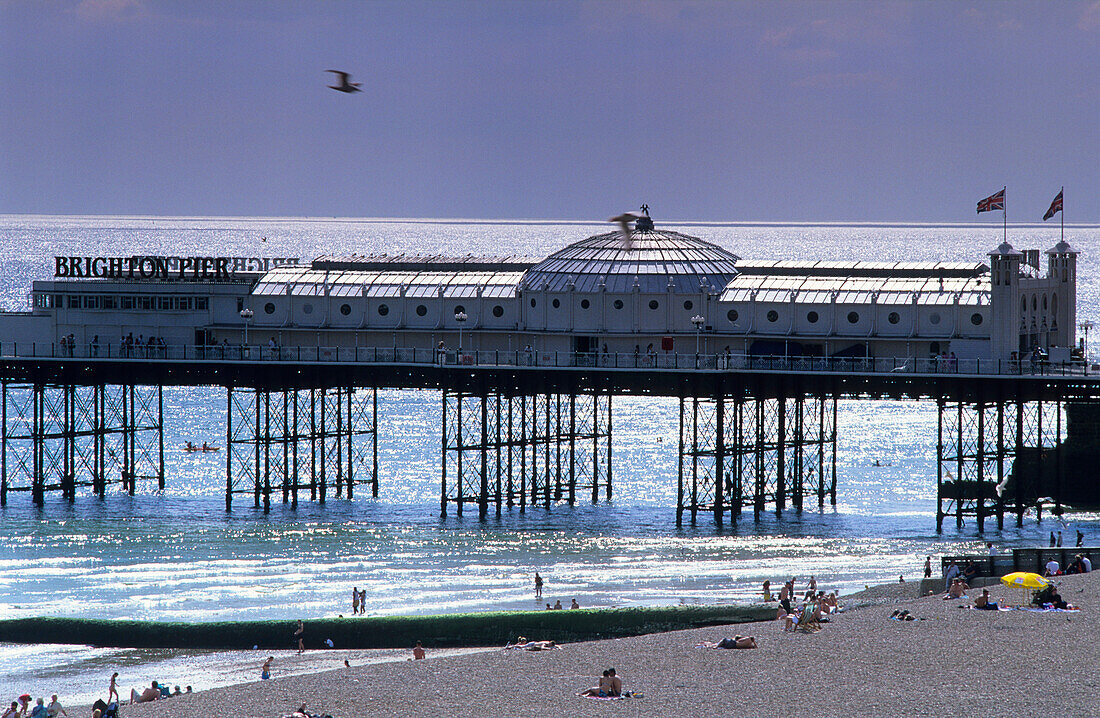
[{"xmin": 1, "ymin": 215, "xmax": 1099, "ymax": 702}]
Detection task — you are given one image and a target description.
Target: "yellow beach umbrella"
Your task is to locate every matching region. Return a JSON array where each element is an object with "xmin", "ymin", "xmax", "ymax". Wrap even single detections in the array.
[
  {"xmin": 1000, "ymin": 572, "xmax": 1050, "ymax": 589},
  {"xmin": 1001, "ymin": 572, "xmax": 1050, "ymax": 606}
]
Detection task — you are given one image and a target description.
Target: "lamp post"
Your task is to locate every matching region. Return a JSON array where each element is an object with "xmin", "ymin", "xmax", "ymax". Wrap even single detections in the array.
[
  {"xmin": 455, "ymin": 311, "xmax": 468, "ymax": 354},
  {"xmin": 691, "ymin": 314, "xmax": 705, "ymax": 355},
  {"xmin": 239, "ymin": 308, "xmax": 254, "ymax": 351}
]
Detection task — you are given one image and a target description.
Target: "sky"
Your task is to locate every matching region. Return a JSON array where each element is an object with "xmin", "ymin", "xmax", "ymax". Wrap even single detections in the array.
[{"xmin": 2, "ymin": 0, "xmax": 1099, "ymax": 222}]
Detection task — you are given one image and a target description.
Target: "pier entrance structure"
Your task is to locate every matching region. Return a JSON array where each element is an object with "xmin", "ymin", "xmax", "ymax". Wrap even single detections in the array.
[{"xmin": 0, "ymin": 210, "xmax": 1096, "ymax": 528}]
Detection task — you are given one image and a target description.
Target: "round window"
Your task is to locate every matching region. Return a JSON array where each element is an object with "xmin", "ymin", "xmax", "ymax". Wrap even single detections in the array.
[
  {"xmin": 971, "ymin": 312, "xmax": 983, "ymax": 326},
  {"xmin": 302, "ymin": 303, "xmax": 314, "ymax": 315},
  {"xmin": 807, "ymin": 311, "xmax": 819, "ymax": 324},
  {"xmin": 888, "ymin": 312, "xmax": 900, "ymax": 325},
  {"xmin": 377, "ymin": 304, "xmax": 388, "ymax": 316},
  {"xmin": 683, "ymin": 300, "xmax": 693, "ymax": 311},
  {"xmin": 614, "ymin": 299, "xmax": 624, "ymax": 310},
  {"xmin": 264, "ymin": 302, "xmax": 275, "ymax": 315},
  {"xmin": 649, "ymin": 300, "xmax": 659, "ymax": 310},
  {"xmin": 415, "ymin": 304, "xmax": 427, "ymax": 317},
  {"xmin": 340, "ymin": 304, "xmax": 352, "ymax": 316},
  {"xmin": 727, "ymin": 309, "xmax": 738, "ymax": 322},
  {"xmin": 580, "ymin": 299, "xmax": 590, "ymax": 309},
  {"xmin": 454, "ymin": 305, "xmax": 466, "ymax": 315},
  {"xmin": 767, "ymin": 310, "xmax": 779, "ymax": 323},
  {"xmin": 492, "ymin": 305, "xmax": 504, "ymax": 318},
  {"xmin": 847, "ymin": 311, "xmax": 859, "ymax": 324},
  {"xmin": 930, "ymin": 313, "xmax": 941, "ymax": 325},
  {"xmin": 552, "ymin": 298, "xmax": 560, "ymax": 309}
]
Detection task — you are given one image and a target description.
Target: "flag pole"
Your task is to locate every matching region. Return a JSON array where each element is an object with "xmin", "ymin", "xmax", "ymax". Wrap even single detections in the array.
[
  {"xmin": 1003, "ymin": 186, "xmax": 1007, "ymax": 244},
  {"xmin": 1060, "ymin": 186, "xmax": 1064, "ymax": 243}
]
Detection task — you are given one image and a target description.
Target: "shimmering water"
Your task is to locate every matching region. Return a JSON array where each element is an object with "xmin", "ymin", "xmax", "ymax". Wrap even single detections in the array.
[{"xmin": 1, "ymin": 216, "xmax": 1099, "ymax": 700}]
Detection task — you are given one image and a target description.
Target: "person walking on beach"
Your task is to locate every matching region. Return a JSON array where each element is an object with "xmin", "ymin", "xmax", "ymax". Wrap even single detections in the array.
[
  {"xmin": 1077, "ymin": 529, "xmax": 1085, "ymax": 547},
  {"xmin": 1050, "ymin": 531, "xmax": 1056, "ymax": 547},
  {"xmin": 294, "ymin": 620, "xmax": 305, "ymax": 654},
  {"xmin": 534, "ymin": 572, "xmax": 543, "ymax": 598},
  {"xmin": 261, "ymin": 656, "xmax": 273, "ymax": 680},
  {"xmin": 352, "ymin": 587, "xmax": 360, "ymax": 615},
  {"xmin": 924, "ymin": 556, "xmax": 932, "ymax": 578},
  {"xmin": 108, "ymin": 673, "xmax": 119, "ymax": 705},
  {"xmin": 1057, "ymin": 531, "xmax": 1063, "ymax": 547},
  {"xmin": 359, "ymin": 588, "xmax": 366, "ymax": 612}
]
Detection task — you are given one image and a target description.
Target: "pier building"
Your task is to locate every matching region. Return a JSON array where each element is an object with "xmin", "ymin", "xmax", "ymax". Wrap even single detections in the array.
[
  {"xmin": 17, "ymin": 211, "xmax": 1080, "ymax": 362},
  {"xmin": 0, "ymin": 210, "xmax": 1094, "ymax": 529}
]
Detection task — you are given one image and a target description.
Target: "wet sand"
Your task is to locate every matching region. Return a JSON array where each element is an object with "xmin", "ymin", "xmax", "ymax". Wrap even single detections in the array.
[{"xmin": 114, "ymin": 570, "xmax": 1100, "ymax": 718}]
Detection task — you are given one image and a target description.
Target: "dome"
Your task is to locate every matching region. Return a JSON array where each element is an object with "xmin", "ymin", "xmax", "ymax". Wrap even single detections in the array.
[
  {"xmin": 519, "ymin": 229, "xmax": 740, "ymax": 293},
  {"xmin": 1046, "ymin": 239, "xmax": 1078, "ymax": 255},
  {"xmin": 988, "ymin": 240, "xmax": 1021, "ymax": 257}
]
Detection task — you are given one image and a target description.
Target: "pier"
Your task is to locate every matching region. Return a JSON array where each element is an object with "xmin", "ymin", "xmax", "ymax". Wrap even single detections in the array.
[{"xmin": 0, "ymin": 342, "xmax": 1097, "ymax": 531}]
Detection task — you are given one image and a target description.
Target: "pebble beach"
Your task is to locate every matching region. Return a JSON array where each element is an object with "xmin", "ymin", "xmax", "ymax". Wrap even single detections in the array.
[{"xmin": 110, "ymin": 570, "xmax": 1100, "ymax": 718}]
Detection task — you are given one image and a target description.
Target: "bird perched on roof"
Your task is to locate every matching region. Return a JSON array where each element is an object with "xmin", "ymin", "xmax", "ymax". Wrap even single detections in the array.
[{"xmin": 326, "ymin": 70, "xmax": 363, "ymax": 93}]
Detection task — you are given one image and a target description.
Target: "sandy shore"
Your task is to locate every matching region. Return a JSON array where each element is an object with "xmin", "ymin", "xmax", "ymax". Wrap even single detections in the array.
[{"xmin": 116, "ymin": 571, "xmax": 1100, "ymax": 717}]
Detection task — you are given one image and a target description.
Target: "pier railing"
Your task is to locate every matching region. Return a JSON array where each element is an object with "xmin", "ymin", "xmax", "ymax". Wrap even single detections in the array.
[{"xmin": 0, "ymin": 341, "xmax": 1092, "ymax": 377}]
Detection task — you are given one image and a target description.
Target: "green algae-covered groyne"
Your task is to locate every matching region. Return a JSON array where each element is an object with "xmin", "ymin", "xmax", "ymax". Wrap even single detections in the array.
[{"xmin": 0, "ymin": 605, "xmax": 775, "ymax": 649}]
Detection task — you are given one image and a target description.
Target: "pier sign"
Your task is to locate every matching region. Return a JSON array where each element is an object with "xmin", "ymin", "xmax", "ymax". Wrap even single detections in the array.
[{"xmin": 54, "ymin": 256, "xmax": 299, "ymax": 280}]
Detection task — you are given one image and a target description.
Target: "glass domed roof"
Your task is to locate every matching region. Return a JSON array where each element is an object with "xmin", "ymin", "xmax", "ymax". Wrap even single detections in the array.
[{"xmin": 519, "ymin": 229, "xmax": 740, "ymax": 293}]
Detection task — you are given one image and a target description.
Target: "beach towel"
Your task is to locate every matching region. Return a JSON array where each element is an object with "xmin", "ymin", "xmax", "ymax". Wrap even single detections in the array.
[{"xmin": 583, "ymin": 693, "xmax": 641, "ymax": 701}]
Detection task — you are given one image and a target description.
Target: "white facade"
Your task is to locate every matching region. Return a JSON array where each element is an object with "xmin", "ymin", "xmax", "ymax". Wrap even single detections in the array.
[{"xmin": 3, "ymin": 222, "xmax": 1081, "ymax": 362}]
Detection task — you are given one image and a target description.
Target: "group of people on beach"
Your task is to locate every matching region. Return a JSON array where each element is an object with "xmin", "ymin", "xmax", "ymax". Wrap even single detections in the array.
[
  {"xmin": 762, "ymin": 576, "xmax": 841, "ymax": 632},
  {"xmin": 1, "ymin": 695, "xmax": 67, "ymax": 718},
  {"xmin": 534, "ymin": 572, "xmax": 581, "ymax": 611},
  {"xmin": 350, "ymin": 587, "xmax": 367, "ymax": 615}
]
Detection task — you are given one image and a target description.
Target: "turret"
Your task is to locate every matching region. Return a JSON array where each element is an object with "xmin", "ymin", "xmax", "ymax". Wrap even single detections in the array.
[
  {"xmin": 1046, "ymin": 240, "xmax": 1078, "ymax": 348},
  {"xmin": 989, "ymin": 241, "xmax": 1022, "ymax": 359}
]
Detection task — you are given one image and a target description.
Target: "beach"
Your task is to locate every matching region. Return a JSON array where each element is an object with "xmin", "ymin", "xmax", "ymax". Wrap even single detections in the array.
[{"xmin": 109, "ymin": 570, "xmax": 1099, "ymax": 718}]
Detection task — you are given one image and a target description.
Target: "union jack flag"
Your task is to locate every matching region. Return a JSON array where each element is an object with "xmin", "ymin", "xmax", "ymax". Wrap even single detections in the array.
[
  {"xmin": 976, "ymin": 188, "xmax": 1005, "ymax": 214},
  {"xmin": 1043, "ymin": 189, "xmax": 1063, "ymax": 221}
]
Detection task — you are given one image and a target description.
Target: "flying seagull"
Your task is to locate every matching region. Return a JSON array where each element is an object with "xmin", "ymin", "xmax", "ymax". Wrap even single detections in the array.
[
  {"xmin": 326, "ymin": 70, "xmax": 363, "ymax": 93},
  {"xmin": 608, "ymin": 211, "xmax": 645, "ymax": 248}
]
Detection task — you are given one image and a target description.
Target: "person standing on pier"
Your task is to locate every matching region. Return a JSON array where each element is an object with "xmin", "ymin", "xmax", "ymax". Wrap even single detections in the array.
[{"xmin": 534, "ymin": 572, "xmax": 543, "ymax": 598}]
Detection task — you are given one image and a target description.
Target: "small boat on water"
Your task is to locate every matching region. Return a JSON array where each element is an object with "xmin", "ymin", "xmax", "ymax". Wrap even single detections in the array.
[{"xmin": 183, "ymin": 442, "xmax": 220, "ymax": 452}]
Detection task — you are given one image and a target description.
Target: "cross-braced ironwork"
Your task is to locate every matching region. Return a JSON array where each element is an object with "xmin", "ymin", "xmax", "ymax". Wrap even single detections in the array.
[
  {"xmin": 442, "ymin": 390, "xmax": 613, "ymax": 519},
  {"xmin": 227, "ymin": 386, "xmax": 377, "ymax": 511},
  {"xmin": 936, "ymin": 398, "xmax": 1052, "ymax": 531},
  {"xmin": 677, "ymin": 393, "xmax": 836, "ymax": 525},
  {"xmin": 1, "ymin": 383, "xmax": 162, "ymax": 505}
]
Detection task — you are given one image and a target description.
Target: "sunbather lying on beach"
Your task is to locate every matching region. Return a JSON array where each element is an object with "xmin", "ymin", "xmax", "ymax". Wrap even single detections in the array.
[
  {"xmin": 890, "ymin": 609, "xmax": 915, "ymax": 621},
  {"xmin": 699, "ymin": 635, "xmax": 757, "ymax": 649},
  {"xmin": 505, "ymin": 637, "xmax": 559, "ymax": 650}
]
